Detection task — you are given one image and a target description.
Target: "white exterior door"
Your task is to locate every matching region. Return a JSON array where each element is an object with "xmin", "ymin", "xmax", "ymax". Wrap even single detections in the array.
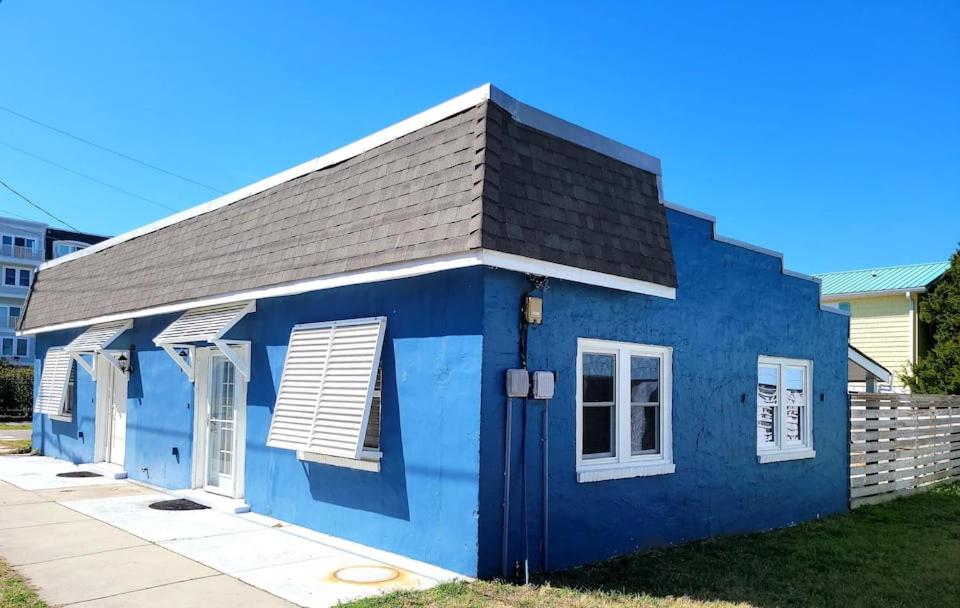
[
  {"xmin": 195, "ymin": 346, "xmax": 247, "ymax": 498},
  {"xmin": 96, "ymin": 353, "xmax": 128, "ymax": 466}
]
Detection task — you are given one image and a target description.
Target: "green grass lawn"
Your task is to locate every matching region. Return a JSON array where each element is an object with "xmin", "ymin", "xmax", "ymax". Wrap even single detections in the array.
[
  {"xmin": 0, "ymin": 559, "xmax": 45, "ymax": 608},
  {"xmin": 0, "ymin": 439, "xmax": 32, "ymax": 455},
  {"xmin": 0, "ymin": 423, "xmax": 31, "ymax": 430},
  {"xmin": 346, "ymin": 483, "xmax": 960, "ymax": 608}
]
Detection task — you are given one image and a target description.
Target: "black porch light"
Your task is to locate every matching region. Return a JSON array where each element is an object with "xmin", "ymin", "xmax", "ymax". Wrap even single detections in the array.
[{"xmin": 117, "ymin": 353, "xmax": 132, "ymax": 374}]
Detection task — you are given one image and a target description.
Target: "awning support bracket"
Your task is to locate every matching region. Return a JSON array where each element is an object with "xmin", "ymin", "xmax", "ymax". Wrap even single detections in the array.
[
  {"xmin": 211, "ymin": 339, "xmax": 250, "ymax": 381},
  {"xmin": 161, "ymin": 344, "xmax": 195, "ymax": 382},
  {"xmin": 71, "ymin": 352, "xmax": 96, "ymax": 380}
]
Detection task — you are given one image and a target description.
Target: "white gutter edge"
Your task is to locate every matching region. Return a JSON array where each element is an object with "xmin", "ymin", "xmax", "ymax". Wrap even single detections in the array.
[
  {"xmin": 40, "ymin": 84, "xmax": 663, "ymax": 273},
  {"xmin": 19, "ymin": 249, "xmax": 676, "ymax": 336},
  {"xmin": 820, "ymin": 288, "xmax": 927, "ymax": 301}
]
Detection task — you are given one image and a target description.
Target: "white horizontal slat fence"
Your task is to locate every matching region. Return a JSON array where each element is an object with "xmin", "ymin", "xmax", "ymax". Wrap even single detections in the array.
[{"xmin": 850, "ymin": 392, "xmax": 960, "ymax": 508}]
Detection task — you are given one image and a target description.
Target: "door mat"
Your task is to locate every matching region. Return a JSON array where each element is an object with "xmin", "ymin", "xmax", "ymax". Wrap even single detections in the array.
[
  {"xmin": 56, "ymin": 471, "xmax": 103, "ymax": 478},
  {"xmin": 148, "ymin": 498, "xmax": 210, "ymax": 511}
]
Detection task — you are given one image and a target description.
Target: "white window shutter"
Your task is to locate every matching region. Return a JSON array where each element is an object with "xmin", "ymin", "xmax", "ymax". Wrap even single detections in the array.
[
  {"xmin": 267, "ymin": 317, "xmax": 387, "ymax": 460},
  {"xmin": 36, "ymin": 348, "xmax": 73, "ymax": 416}
]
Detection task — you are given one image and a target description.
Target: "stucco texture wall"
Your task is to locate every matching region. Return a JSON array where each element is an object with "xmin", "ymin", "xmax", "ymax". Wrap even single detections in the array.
[
  {"xmin": 32, "ymin": 268, "xmax": 486, "ymax": 576},
  {"xmin": 477, "ymin": 209, "xmax": 850, "ymax": 576}
]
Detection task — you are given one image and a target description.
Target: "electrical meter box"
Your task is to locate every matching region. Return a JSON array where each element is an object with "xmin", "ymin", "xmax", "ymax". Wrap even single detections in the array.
[
  {"xmin": 532, "ymin": 371, "xmax": 555, "ymax": 399},
  {"xmin": 505, "ymin": 369, "xmax": 530, "ymax": 398}
]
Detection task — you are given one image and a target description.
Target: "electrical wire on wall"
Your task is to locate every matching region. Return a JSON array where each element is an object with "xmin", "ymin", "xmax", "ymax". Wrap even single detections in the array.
[{"xmin": 518, "ymin": 274, "xmax": 547, "ymax": 583}]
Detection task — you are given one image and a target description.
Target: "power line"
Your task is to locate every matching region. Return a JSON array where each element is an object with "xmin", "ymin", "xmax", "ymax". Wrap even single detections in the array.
[
  {"xmin": 0, "ymin": 103, "xmax": 225, "ymax": 194},
  {"xmin": 0, "ymin": 138, "xmax": 177, "ymax": 211},
  {"xmin": 0, "ymin": 177, "xmax": 79, "ymax": 230}
]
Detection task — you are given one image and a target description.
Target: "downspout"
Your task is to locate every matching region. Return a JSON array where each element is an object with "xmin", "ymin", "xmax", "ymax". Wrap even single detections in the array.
[{"xmin": 500, "ymin": 396, "xmax": 513, "ymax": 578}]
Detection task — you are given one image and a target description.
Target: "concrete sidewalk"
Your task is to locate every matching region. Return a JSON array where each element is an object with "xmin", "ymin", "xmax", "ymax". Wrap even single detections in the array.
[
  {"xmin": 0, "ymin": 455, "xmax": 457, "ymax": 607},
  {"xmin": 0, "ymin": 479, "xmax": 295, "ymax": 607}
]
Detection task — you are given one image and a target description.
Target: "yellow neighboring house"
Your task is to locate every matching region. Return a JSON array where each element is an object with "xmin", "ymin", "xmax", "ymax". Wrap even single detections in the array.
[{"xmin": 817, "ymin": 261, "xmax": 949, "ymax": 392}]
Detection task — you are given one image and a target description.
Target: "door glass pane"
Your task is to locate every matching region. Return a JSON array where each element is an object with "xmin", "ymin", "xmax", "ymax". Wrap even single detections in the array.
[
  {"xmin": 784, "ymin": 366, "xmax": 805, "ymax": 443},
  {"xmin": 582, "ymin": 405, "xmax": 614, "ymax": 457},
  {"xmin": 757, "ymin": 364, "xmax": 779, "ymax": 445},
  {"xmin": 207, "ymin": 356, "xmax": 237, "ymax": 487}
]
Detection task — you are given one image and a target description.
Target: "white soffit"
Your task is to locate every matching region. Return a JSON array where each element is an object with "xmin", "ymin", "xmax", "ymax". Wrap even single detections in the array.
[
  {"xmin": 36, "ymin": 348, "xmax": 72, "ymax": 416},
  {"xmin": 40, "ymin": 84, "xmax": 663, "ymax": 273},
  {"xmin": 65, "ymin": 320, "xmax": 132, "ymax": 353},
  {"xmin": 154, "ymin": 301, "xmax": 255, "ymax": 345},
  {"xmin": 267, "ymin": 317, "xmax": 386, "ymax": 461}
]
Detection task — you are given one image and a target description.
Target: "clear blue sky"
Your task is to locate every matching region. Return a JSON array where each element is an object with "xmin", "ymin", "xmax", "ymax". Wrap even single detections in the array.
[{"xmin": 1, "ymin": 1, "xmax": 957, "ymax": 274}]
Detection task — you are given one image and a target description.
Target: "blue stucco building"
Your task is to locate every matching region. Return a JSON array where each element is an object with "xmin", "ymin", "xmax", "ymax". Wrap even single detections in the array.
[{"xmin": 21, "ymin": 85, "xmax": 849, "ymax": 579}]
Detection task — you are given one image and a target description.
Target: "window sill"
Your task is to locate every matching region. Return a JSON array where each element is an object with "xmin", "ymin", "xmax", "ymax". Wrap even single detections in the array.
[
  {"xmin": 48, "ymin": 414, "xmax": 72, "ymax": 423},
  {"xmin": 757, "ymin": 449, "xmax": 815, "ymax": 464},
  {"xmin": 577, "ymin": 462, "xmax": 675, "ymax": 483},
  {"xmin": 297, "ymin": 450, "xmax": 380, "ymax": 472}
]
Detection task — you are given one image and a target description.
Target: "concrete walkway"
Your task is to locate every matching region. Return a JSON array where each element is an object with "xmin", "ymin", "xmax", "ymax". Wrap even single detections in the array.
[{"xmin": 0, "ymin": 455, "xmax": 458, "ymax": 607}]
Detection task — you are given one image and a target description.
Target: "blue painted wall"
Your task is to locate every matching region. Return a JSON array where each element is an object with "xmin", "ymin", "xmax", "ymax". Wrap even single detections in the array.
[
  {"xmin": 32, "ymin": 209, "xmax": 848, "ymax": 579},
  {"xmin": 476, "ymin": 208, "xmax": 849, "ymax": 576},
  {"xmin": 33, "ymin": 268, "xmax": 485, "ymax": 576}
]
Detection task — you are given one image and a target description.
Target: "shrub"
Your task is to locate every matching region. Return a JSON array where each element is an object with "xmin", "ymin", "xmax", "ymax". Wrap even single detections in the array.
[{"xmin": 0, "ymin": 363, "xmax": 33, "ymax": 421}]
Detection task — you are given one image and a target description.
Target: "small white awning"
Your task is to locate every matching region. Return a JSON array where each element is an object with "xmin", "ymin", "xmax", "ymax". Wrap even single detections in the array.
[
  {"xmin": 66, "ymin": 320, "xmax": 132, "ymax": 353},
  {"xmin": 153, "ymin": 301, "xmax": 255, "ymax": 381},
  {"xmin": 848, "ymin": 346, "xmax": 892, "ymax": 384},
  {"xmin": 267, "ymin": 317, "xmax": 386, "ymax": 462},
  {"xmin": 35, "ymin": 348, "xmax": 72, "ymax": 417},
  {"xmin": 65, "ymin": 320, "xmax": 133, "ymax": 378}
]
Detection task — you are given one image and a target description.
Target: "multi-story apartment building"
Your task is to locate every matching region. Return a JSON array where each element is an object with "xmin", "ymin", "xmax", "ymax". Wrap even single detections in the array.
[{"xmin": 0, "ymin": 217, "xmax": 107, "ymax": 366}]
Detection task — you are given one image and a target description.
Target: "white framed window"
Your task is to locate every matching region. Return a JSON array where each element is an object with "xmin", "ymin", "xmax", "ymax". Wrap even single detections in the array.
[
  {"xmin": 3, "ymin": 337, "xmax": 31, "ymax": 358},
  {"xmin": 1, "ymin": 305, "xmax": 20, "ymax": 329},
  {"xmin": 61, "ymin": 362, "xmax": 77, "ymax": 416},
  {"xmin": 53, "ymin": 240, "xmax": 88, "ymax": 258},
  {"xmin": 2, "ymin": 267, "xmax": 31, "ymax": 287},
  {"xmin": 1, "ymin": 234, "xmax": 39, "ymax": 260},
  {"xmin": 267, "ymin": 317, "xmax": 387, "ymax": 472},
  {"xmin": 757, "ymin": 356, "xmax": 815, "ymax": 463},
  {"xmin": 576, "ymin": 338, "xmax": 674, "ymax": 482}
]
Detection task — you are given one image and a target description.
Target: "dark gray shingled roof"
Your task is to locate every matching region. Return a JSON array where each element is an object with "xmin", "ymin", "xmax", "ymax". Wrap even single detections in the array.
[{"xmin": 21, "ymin": 97, "xmax": 675, "ymax": 331}]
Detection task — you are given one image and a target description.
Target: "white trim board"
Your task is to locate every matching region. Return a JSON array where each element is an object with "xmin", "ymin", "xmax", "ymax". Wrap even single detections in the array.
[
  {"xmin": 40, "ymin": 84, "xmax": 663, "ymax": 273},
  {"xmin": 20, "ymin": 249, "xmax": 677, "ymax": 336}
]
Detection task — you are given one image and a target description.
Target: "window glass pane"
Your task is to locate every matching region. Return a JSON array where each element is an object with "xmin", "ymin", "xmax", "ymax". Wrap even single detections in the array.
[
  {"xmin": 9, "ymin": 306, "xmax": 20, "ymax": 317},
  {"xmin": 784, "ymin": 366, "xmax": 805, "ymax": 442},
  {"xmin": 582, "ymin": 353, "xmax": 615, "ymax": 403},
  {"xmin": 1, "ymin": 236, "xmax": 10, "ymax": 245},
  {"xmin": 630, "ymin": 356, "xmax": 659, "ymax": 403},
  {"xmin": 757, "ymin": 364, "xmax": 778, "ymax": 445},
  {"xmin": 1, "ymin": 338, "xmax": 12, "ymax": 355},
  {"xmin": 15, "ymin": 340, "xmax": 27, "ymax": 356},
  {"xmin": 18, "ymin": 270, "xmax": 30, "ymax": 286},
  {"xmin": 582, "ymin": 405, "xmax": 615, "ymax": 457},
  {"xmin": 14, "ymin": 237, "xmax": 25, "ymax": 247},
  {"xmin": 4, "ymin": 268, "xmax": 15, "ymax": 285},
  {"xmin": 631, "ymin": 404, "xmax": 659, "ymax": 454}
]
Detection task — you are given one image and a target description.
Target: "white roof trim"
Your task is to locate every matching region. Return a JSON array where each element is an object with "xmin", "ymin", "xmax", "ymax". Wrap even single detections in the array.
[
  {"xmin": 664, "ymin": 200, "xmax": 820, "ymax": 287},
  {"xmin": 40, "ymin": 84, "xmax": 663, "ymax": 273},
  {"xmin": 21, "ymin": 249, "xmax": 676, "ymax": 336},
  {"xmin": 848, "ymin": 346, "xmax": 892, "ymax": 383}
]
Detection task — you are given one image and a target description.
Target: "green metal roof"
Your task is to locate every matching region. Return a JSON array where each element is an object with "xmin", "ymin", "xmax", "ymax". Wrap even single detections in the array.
[{"xmin": 816, "ymin": 261, "xmax": 949, "ymax": 296}]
